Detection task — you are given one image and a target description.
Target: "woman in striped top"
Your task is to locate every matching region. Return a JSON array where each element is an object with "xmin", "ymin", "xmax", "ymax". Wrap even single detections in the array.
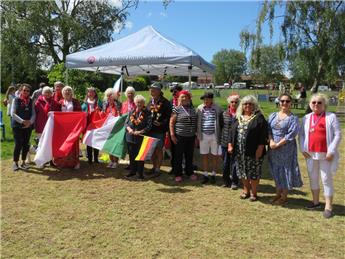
[
  {"xmin": 221, "ymin": 94, "xmax": 240, "ymax": 189},
  {"xmin": 169, "ymin": 90, "xmax": 197, "ymax": 183}
]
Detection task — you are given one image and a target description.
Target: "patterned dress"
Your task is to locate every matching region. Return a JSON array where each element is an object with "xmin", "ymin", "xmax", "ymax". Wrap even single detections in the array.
[
  {"xmin": 236, "ymin": 116, "xmax": 263, "ymax": 180},
  {"xmin": 267, "ymin": 112, "xmax": 303, "ymax": 190}
]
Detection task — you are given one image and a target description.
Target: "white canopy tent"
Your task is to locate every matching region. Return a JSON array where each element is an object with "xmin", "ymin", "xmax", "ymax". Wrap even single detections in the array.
[{"xmin": 65, "ymin": 26, "xmax": 215, "ymax": 81}]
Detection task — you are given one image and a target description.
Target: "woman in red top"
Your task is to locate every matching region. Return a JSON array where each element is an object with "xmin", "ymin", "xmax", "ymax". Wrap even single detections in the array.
[
  {"xmin": 34, "ymin": 86, "xmax": 61, "ymax": 139},
  {"xmin": 299, "ymin": 93, "xmax": 342, "ymax": 218},
  {"xmin": 103, "ymin": 88, "xmax": 122, "ymax": 168},
  {"xmin": 121, "ymin": 86, "xmax": 136, "ymax": 114},
  {"xmin": 53, "ymin": 86, "xmax": 82, "ymax": 169}
]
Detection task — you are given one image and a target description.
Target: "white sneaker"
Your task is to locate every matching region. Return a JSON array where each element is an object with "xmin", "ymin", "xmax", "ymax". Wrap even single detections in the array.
[
  {"xmin": 12, "ymin": 162, "xmax": 19, "ymax": 172},
  {"xmin": 107, "ymin": 162, "xmax": 114, "ymax": 168},
  {"xmin": 111, "ymin": 162, "xmax": 118, "ymax": 169},
  {"xmin": 20, "ymin": 163, "xmax": 30, "ymax": 170}
]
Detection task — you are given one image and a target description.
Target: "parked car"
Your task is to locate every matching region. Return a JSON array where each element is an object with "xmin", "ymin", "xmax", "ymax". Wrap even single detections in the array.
[
  {"xmin": 318, "ymin": 85, "xmax": 331, "ymax": 91},
  {"xmin": 231, "ymin": 82, "xmax": 246, "ymax": 89}
]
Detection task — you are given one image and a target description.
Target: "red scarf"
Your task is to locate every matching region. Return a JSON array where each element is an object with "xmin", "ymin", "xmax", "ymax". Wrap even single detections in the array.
[
  {"xmin": 228, "ymin": 106, "xmax": 236, "ymax": 117},
  {"xmin": 106, "ymin": 102, "xmax": 118, "ymax": 116},
  {"xmin": 54, "ymin": 91, "xmax": 63, "ymax": 102},
  {"xmin": 20, "ymin": 94, "xmax": 30, "ymax": 106}
]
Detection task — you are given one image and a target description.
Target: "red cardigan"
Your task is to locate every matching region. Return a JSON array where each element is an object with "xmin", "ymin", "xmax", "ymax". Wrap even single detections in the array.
[{"xmin": 35, "ymin": 95, "xmax": 61, "ymax": 133}]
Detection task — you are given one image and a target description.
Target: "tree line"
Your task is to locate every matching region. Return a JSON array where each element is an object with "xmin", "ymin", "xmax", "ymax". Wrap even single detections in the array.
[{"xmin": 1, "ymin": 1, "xmax": 344, "ymax": 93}]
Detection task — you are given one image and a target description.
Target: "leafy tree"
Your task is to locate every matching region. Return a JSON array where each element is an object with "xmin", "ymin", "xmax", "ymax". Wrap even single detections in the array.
[
  {"xmin": 1, "ymin": 0, "xmax": 138, "ymax": 90},
  {"xmin": 212, "ymin": 49, "xmax": 246, "ymax": 85},
  {"xmin": 240, "ymin": 1, "xmax": 345, "ymax": 89},
  {"xmin": 249, "ymin": 44, "xmax": 285, "ymax": 86}
]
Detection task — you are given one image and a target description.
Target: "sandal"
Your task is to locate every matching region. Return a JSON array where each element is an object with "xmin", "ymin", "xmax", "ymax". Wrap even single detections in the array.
[
  {"xmin": 240, "ymin": 192, "xmax": 250, "ymax": 199},
  {"xmin": 270, "ymin": 195, "xmax": 281, "ymax": 204},
  {"xmin": 272, "ymin": 198, "xmax": 287, "ymax": 206},
  {"xmin": 249, "ymin": 195, "xmax": 258, "ymax": 202}
]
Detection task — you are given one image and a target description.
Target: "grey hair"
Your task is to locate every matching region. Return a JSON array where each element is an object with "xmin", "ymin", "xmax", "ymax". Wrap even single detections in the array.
[
  {"xmin": 62, "ymin": 85, "xmax": 74, "ymax": 97},
  {"xmin": 134, "ymin": 94, "xmax": 146, "ymax": 104},
  {"xmin": 104, "ymin": 88, "xmax": 115, "ymax": 102},
  {"xmin": 309, "ymin": 93, "xmax": 329, "ymax": 109},
  {"xmin": 54, "ymin": 81, "xmax": 64, "ymax": 87},
  {"xmin": 236, "ymin": 95, "xmax": 262, "ymax": 119},
  {"xmin": 125, "ymin": 86, "xmax": 135, "ymax": 97},
  {"xmin": 227, "ymin": 94, "xmax": 240, "ymax": 104},
  {"xmin": 42, "ymin": 86, "xmax": 53, "ymax": 94}
]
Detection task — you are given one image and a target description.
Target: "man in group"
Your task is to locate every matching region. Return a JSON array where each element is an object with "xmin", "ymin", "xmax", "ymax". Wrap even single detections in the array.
[
  {"xmin": 196, "ymin": 92, "xmax": 223, "ymax": 184},
  {"xmin": 147, "ymin": 82, "xmax": 172, "ymax": 177},
  {"xmin": 31, "ymin": 82, "xmax": 46, "ymax": 104}
]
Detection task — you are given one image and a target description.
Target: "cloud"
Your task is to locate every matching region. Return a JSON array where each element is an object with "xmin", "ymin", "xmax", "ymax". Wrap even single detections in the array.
[
  {"xmin": 108, "ymin": 0, "xmax": 123, "ymax": 8},
  {"xmin": 125, "ymin": 21, "xmax": 133, "ymax": 30},
  {"xmin": 160, "ymin": 12, "xmax": 167, "ymax": 17}
]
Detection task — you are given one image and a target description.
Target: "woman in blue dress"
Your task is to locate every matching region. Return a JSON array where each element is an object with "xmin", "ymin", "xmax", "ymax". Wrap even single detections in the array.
[{"xmin": 268, "ymin": 93, "xmax": 303, "ymax": 205}]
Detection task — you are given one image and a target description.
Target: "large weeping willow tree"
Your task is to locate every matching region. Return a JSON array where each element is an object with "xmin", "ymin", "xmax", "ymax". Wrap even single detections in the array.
[{"xmin": 240, "ymin": 1, "xmax": 345, "ymax": 90}]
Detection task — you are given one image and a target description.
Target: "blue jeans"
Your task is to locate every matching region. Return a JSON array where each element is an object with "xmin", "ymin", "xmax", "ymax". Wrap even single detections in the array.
[{"xmin": 221, "ymin": 146, "xmax": 239, "ymax": 186}]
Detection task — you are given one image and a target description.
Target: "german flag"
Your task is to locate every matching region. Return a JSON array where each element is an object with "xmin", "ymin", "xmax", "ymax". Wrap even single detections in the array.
[{"xmin": 135, "ymin": 136, "xmax": 160, "ymax": 161}]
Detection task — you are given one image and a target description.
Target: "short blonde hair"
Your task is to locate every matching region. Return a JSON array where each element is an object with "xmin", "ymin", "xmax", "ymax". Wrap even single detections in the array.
[
  {"xmin": 134, "ymin": 95, "xmax": 146, "ymax": 105},
  {"xmin": 309, "ymin": 93, "xmax": 329, "ymax": 109},
  {"xmin": 125, "ymin": 86, "xmax": 135, "ymax": 97},
  {"xmin": 62, "ymin": 86, "xmax": 74, "ymax": 97},
  {"xmin": 104, "ymin": 88, "xmax": 115, "ymax": 102},
  {"xmin": 54, "ymin": 81, "xmax": 64, "ymax": 88},
  {"xmin": 236, "ymin": 95, "xmax": 262, "ymax": 119}
]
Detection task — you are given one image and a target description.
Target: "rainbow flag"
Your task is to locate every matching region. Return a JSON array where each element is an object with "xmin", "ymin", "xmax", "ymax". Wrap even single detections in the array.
[{"xmin": 135, "ymin": 136, "xmax": 160, "ymax": 161}]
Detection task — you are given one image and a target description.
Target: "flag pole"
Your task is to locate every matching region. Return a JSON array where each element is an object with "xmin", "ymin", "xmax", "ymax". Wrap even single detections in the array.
[{"xmin": 121, "ymin": 66, "xmax": 124, "ymax": 102}]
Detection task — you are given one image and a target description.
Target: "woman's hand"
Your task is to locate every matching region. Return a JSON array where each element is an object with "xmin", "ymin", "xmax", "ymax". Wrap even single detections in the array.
[
  {"xmin": 326, "ymin": 154, "xmax": 334, "ymax": 161},
  {"xmin": 269, "ymin": 139, "xmax": 278, "ymax": 150},
  {"xmin": 171, "ymin": 134, "xmax": 177, "ymax": 145},
  {"xmin": 255, "ymin": 145, "xmax": 264, "ymax": 160},
  {"xmin": 228, "ymin": 143, "xmax": 233, "ymax": 154},
  {"xmin": 22, "ymin": 120, "xmax": 31, "ymax": 128},
  {"xmin": 302, "ymin": 152, "xmax": 311, "ymax": 159}
]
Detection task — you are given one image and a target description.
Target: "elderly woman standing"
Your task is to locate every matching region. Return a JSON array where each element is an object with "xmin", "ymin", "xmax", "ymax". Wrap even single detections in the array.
[
  {"xmin": 125, "ymin": 95, "xmax": 152, "ymax": 180},
  {"xmin": 299, "ymin": 93, "xmax": 341, "ymax": 218},
  {"xmin": 35, "ymin": 86, "xmax": 61, "ymax": 140},
  {"xmin": 11, "ymin": 84, "xmax": 36, "ymax": 171},
  {"xmin": 228, "ymin": 95, "xmax": 268, "ymax": 201},
  {"xmin": 221, "ymin": 94, "xmax": 240, "ymax": 189},
  {"xmin": 53, "ymin": 86, "xmax": 82, "ymax": 169},
  {"xmin": 170, "ymin": 90, "xmax": 197, "ymax": 183},
  {"xmin": 103, "ymin": 88, "xmax": 122, "ymax": 168},
  {"xmin": 82, "ymin": 87, "xmax": 103, "ymax": 164},
  {"xmin": 121, "ymin": 86, "xmax": 136, "ymax": 114},
  {"xmin": 268, "ymin": 93, "xmax": 303, "ymax": 205}
]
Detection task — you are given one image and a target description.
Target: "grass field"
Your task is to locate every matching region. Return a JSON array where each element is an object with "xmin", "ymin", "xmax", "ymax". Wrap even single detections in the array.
[{"xmin": 1, "ymin": 89, "xmax": 344, "ymax": 258}]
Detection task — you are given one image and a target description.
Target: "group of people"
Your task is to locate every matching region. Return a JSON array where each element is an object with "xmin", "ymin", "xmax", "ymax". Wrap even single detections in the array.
[{"xmin": 4, "ymin": 81, "xmax": 342, "ymax": 218}]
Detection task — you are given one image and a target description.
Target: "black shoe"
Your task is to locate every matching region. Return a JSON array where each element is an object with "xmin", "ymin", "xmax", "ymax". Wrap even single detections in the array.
[
  {"xmin": 94, "ymin": 160, "xmax": 99, "ymax": 164},
  {"xmin": 125, "ymin": 172, "xmax": 136, "ymax": 178},
  {"xmin": 305, "ymin": 203, "xmax": 322, "ymax": 210},
  {"xmin": 125, "ymin": 165, "xmax": 130, "ymax": 170},
  {"xmin": 137, "ymin": 175, "xmax": 145, "ymax": 181},
  {"xmin": 88, "ymin": 160, "xmax": 92, "ymax": 165},
  {"xmin": 210, "ymin": 175, "xmax": 216, "ymax": 184},
  {"xmin": 201, "ymin": 176, "xmax": 209, "ymax": 184}
]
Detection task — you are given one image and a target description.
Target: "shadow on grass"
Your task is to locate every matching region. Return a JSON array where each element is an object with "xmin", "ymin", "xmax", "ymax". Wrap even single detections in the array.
[
  {"xmin": 258, "ymin": 195, "xmax": 345, "ymax": 216},
  {"xmin": 258, "ymin": 183, "xmax": 307, "ymax": 196},
  {"xmin": 156, "ymin": 187, "xmax": 192, "ymax": 193}
]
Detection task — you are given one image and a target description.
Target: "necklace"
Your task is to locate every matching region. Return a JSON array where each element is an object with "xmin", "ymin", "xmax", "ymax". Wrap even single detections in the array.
[
  {"xmin": 150, "ymin": 98, "xmax": 162, "ymax": 120},
  {"xmin": 130, "ymin": 108, "xmax": 145, "ymax": 126},
  {"xmin": 310, "ymin": 112, "xmax": 324, "ymax": 133},
  {"xmin": 274, "ymin": 112, "xmax": 289, "ymax": 129}
]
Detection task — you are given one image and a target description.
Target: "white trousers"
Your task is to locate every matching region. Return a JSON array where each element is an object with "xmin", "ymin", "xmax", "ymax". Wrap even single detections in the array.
[{"xmin": 307, "ymin": 159, "xmax": 334, "ymax": 197}]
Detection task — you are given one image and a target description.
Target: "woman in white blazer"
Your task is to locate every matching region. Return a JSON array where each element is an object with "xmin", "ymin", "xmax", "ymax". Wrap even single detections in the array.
[{"xmin": 299, "ymin": 93, "xmax": 342, "ymax": 218}]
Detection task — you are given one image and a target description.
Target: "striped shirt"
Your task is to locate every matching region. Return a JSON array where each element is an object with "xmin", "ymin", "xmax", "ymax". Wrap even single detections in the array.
[
  {"xmin": 220, "ymin": 111, "xmax": 236, "ymax": 147},
  {"xmin": 173, "ymin": 106, "xmax": 197, "ymax": 137},
  {"xmin": 201, "ymin": 106, "xmax": 216, "ymax": 135}
]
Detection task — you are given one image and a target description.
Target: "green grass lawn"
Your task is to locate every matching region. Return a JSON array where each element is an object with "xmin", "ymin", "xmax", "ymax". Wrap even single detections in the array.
[{"xmin": 1, "ymin": 89, "xmax": 344, "ymax": 258}]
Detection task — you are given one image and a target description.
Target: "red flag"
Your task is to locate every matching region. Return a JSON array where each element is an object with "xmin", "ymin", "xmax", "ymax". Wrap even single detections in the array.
[{"xmin": 52, "ymin": 112, "xmax": 87, "ymax": 158}]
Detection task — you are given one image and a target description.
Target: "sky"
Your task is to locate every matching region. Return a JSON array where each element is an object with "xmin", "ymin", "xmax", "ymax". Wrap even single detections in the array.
[{"xmin": 114, "ymin": 1, "xmax": 284, "ymax": 63}]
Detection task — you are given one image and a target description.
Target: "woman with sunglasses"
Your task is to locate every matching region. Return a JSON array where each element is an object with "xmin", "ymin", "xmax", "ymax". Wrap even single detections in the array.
[
  {"xmin": 220, "ymin": 94, "xmax": 240, "ymax": 189},
  {"xmin": 11, "ymin": 84, "xmax": 36, "ymax": 171},
  {"xmin": 299, "ymin": 93, "xmax": 341, "ymax": 218},
  {"xmin": 267, "ymin": 93, "xmax": 303, "ymax": 205},
  {"xmin": 228, "ymin": 95, "xmax": 268, "ymax": 201}
]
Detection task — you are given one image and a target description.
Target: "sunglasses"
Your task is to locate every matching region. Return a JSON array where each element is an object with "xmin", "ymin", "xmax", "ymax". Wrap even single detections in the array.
[
  {"xmin": 22, "ymin": 89, "xmax": 30, "ymax": 92},
  {"xmin": 243, "ymin": 103, "xmax": 253, "ymax": 106},
  {"xmin": 231, "ymin": 101, "xmax": 238, "ymax": 104},
  {"xmin": 311, "ymin": 101, "xmax": 323, "ymax": 105},
  {"xmin": 280, "ymin": 100, "xmax": 291, "ymax": 103}
]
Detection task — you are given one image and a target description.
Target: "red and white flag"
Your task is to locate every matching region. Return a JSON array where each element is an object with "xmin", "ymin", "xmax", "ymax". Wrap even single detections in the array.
[{"xmin": 34, "ymin": 112, "xmax": 87, "ymax": 166}]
